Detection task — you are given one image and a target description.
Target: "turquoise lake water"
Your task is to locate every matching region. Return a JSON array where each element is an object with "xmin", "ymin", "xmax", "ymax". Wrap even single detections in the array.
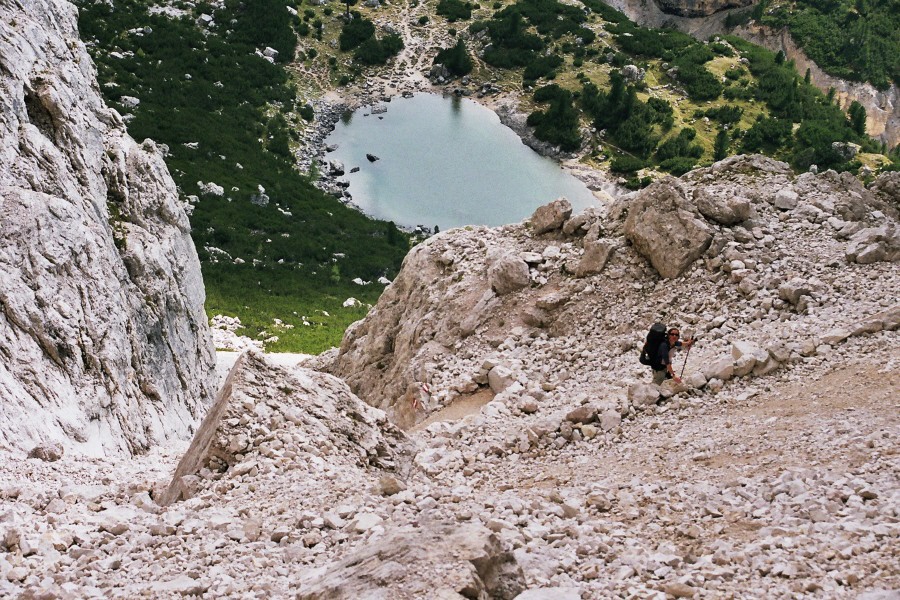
[{"xmin": 324, "ymin": 93, "xmax": 598, "ymax": 231}]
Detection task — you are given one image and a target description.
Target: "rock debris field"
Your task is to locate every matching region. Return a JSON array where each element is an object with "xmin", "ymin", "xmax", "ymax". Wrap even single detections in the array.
[{"xmin": 2, "ymin": 157, "xmax": 899, "ymax": 599}]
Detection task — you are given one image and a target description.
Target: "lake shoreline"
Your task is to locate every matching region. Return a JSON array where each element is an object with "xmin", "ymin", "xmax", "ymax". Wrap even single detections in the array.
[
  {"xmin": 319, "ymin": 93, "xmax": 603, "ymax": 230},
  {"xmin": 301, "ymin": 78, "xmax": 624, "ymax": 226}
]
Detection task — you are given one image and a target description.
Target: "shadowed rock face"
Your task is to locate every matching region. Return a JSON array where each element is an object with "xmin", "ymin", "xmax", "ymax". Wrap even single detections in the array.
[
  {"xmin": 0, "ymin": 0, "xmax": 215, "ymax": 455},
  {"xmin": 653, "ymin": 0, "xmax": 754, "ymax": 17}
]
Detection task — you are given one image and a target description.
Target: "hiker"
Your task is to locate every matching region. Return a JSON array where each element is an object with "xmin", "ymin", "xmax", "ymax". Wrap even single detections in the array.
[{"xmin": 652, "ymin": 327, "xmax": 692, "ymax": 385}]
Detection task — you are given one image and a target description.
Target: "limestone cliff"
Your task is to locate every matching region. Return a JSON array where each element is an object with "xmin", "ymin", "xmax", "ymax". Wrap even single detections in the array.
[
  {"xmin": 0, "ymin": 0, "xmax": 216, "ymax": 455},
  {"xmin": 653, "ymin": 0, "xmax": 754, "ymax": 18}
]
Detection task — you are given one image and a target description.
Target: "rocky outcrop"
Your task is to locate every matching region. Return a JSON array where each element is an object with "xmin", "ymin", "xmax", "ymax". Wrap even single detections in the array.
[
  {"xmin": 0, "ymin": 0, "xmax": 215, "ymax": 455},
  {"xmin": 160, "ymin": 352, "xmax": 414, "ymax": 506},
  {"xmin": 298, "ymin": 523, "xmax": 525, "ymax": 599},
  {"xmin": 653, "ymin": 0, "xmax": 754, "ymax": 18},
  {"xmin": 331, "ymin": 155, "xmax": 899, "ymax": 428},
  {"xmin": 1, "ymin": 154, "xmax": 898, "ymax": 598}
]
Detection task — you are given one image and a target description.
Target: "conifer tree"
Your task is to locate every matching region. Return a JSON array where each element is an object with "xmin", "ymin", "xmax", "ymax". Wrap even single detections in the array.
[
  {"xmin": 848, "ymin": 101, "xmax": 867, "ymax": 136},
  {"xmin": 714, "ymin": 128, "xmax": 729, "ymax": 161}
]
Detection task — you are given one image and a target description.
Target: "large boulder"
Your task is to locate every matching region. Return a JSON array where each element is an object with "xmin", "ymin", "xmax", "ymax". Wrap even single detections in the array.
[
  {"xmin": 846, "ymin": 224, "xmax": 900, "ymax": 264},
  {"xmin": 624, "ymin": 178, "xmax": 713, "ymax": 278},
  {"xmin": 693, "ymin": 188, "xmax": 751, "ymax": 225},
  {"xmin": 298, "ymin": 523, "xmax": 525, "ymax": 600},
  {"xmin": 530, "ymin": 197, "xmax": 572, "ymax": 235},
  {"xmin": 574, "ymin": 239, "xmax": 615, "ymax": 277},
  {"xmin": 869, "ymin": 171, "xmax": 900, "ymax": 210},
  {"xmin": 0, "ymin": 0, "xmax": 215, "ymax": 455},
  {"xmin": 488, "ymin": 252, "xmax": 531, "ymax": 295}
]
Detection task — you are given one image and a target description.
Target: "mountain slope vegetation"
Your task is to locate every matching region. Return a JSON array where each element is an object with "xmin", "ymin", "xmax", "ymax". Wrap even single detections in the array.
[
  {"xmin": 435, "ymin": 0, "xmax": 895, "ymax": 183},
  {"xmin": 76, "ymin": 0, "xmax": 897, "ymax": 351},
  {"xmin": 76, "ymin": 0, "xmax": 410, "ymax": 353},
  {"xmin": 726, "ymin": 0, "xmax": 900, "ymax": 90}
]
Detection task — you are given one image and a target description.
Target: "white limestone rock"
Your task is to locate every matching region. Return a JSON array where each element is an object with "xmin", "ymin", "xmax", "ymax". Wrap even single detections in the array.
[
  {"xmin": 530, "ymin": 197, "xmax": 572, "ymax": 235},
  {"xmin": 0, "ymin": 0, "xmax": 215, "ymax": 456},
  {"xmin": 623, "ymin": 178, "xmax": 713, "ymax": 278}
]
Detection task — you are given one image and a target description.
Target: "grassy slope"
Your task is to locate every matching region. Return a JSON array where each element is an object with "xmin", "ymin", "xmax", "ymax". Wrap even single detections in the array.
[{"xmin": 76, "ymin": 0, "xmax": 410, "ymax": 353}]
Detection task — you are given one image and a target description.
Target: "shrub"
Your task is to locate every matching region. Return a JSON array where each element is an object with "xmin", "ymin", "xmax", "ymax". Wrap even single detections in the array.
[
  {"xmin": 655, "ymin": 127, "xmax": 703, "ymax": 161},
  {"xmin": 433, "ymin": 38, "xmax": 473, "ymax": 76},
  {"xmin": 523, "ymin": 54, "xmax": 562, "ymax": 81},
  {"xmin": 528, "ymin": 84, "xmax": 582, "ymax": 151},
  {"xmin": 339, "ymin": 17, "xmax": 375, "ymax": 51},
  {"xmin": 437, "ymin": 0, "xmax": 473, "ymax": 21},
  {"xmin": 610, "ymin": 155, "xmax": 645, "ymax": 173},
  {"xmin": 699, "ymin": 104, "xmax": 743, "ymax": 124},
  {"xmin": 659, "ymin": 156, "xmax": 697, "ymax": 175},
  {"xmin": 672, "ymin": 45, "xmax": 722, "ymax": 101},
  {"xmin": 710, "ymin": 42, "xmax": 733, "ymax": 56},
  {"xmin": 354, "ymin": 34, "xmax": 404, "ymax": 65},
  {"xmin": 742, "ymin": 116, "xmax": 791, "ymax": 152},
  {"xmin": 714, "ymin": 128, "xmax": 729, "ymax": 161}
]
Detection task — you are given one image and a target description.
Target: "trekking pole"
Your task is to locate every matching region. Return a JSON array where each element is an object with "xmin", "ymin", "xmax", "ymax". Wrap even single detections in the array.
[{"xmin": 679, "ymin": 338, "xmax": 694, "ymax": 379}]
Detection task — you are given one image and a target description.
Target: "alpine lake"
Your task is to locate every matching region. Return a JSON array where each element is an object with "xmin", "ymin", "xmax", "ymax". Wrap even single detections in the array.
[{"xmin": 323, "ymin": 93, "xmax": 599, "ymax": 232}]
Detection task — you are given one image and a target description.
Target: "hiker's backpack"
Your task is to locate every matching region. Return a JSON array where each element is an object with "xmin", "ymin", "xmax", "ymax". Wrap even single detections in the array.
[{"xmin": 639, "ymin": 323, "xmax": 667, "ymax": 369}]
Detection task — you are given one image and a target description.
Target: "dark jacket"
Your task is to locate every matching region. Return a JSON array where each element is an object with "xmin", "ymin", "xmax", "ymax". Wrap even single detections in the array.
[{"xmin": 655, "ymin": 340, "xmax": 680, "ymax": 371}]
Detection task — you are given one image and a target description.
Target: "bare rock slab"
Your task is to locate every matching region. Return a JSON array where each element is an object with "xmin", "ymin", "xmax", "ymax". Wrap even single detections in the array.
[{"xmin": 297, "ymin": 523, "xmax": 525, "ymax": 600}]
